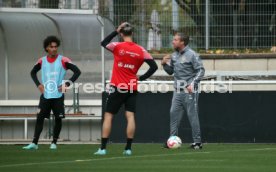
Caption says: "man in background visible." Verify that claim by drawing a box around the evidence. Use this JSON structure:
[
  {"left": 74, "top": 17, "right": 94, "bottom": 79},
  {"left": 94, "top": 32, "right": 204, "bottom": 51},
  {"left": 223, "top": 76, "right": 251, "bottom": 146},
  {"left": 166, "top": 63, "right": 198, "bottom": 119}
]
[{"left": 162, "top": 33, "right": 205, "bottom": 149}]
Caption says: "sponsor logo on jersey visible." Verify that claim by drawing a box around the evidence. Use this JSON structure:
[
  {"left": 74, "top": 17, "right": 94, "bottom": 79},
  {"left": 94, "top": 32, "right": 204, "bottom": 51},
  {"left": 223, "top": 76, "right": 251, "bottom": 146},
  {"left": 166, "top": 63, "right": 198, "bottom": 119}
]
[
  {"left": 126, "top": 51, "right": 140, "bottom": 57},
  {"left": 118, "top": 62, "right": 124, "bottom": 67},
  {"left": 118, "top": 62, "right": 135, "bottom": 69},
  {"left": 124, "top": 64, "right": 135, "bottom": 69},
  {"left": 119, "top": 49, "right": 125, "bottom": 56},
  {"left": 118, "top": 49, "right": 140, "bottom": 57}
]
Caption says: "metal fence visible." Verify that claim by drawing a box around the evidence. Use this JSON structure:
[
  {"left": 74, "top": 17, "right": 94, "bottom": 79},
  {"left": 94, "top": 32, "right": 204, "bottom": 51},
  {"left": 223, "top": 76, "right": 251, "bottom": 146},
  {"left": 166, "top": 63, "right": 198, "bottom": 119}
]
[
  {"left": 0, "top": 0, "right": 98, "bottom": 9},
  {"left": 99, "top": 0, "right": 276, "bottom": 50},
  {"left": 1, "top": 0, "right": 276, "bottom": 50}
]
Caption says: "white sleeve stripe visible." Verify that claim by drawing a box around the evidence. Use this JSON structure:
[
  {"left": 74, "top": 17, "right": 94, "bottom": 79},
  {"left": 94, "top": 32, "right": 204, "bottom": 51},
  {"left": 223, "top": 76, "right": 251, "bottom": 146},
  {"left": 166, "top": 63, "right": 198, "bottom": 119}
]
[{"left": 192, "top": 68, "right": 204, "bottom": 83}]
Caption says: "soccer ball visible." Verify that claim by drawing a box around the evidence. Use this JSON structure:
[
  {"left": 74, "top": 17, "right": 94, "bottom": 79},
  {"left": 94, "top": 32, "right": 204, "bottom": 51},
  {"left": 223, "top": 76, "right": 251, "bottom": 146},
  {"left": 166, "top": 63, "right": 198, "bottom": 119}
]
[{"left": 167, "top": 136, "right": 182, "bottom": 149}]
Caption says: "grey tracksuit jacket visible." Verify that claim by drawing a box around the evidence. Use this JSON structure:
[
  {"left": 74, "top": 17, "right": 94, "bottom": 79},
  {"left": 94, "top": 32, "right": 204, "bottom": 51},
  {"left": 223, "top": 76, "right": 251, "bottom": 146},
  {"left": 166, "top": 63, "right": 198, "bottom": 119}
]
[
  {"left": 162, "top": 45, "right": 205, "bottom": 143},
  {"left": 163, "top": 45, "right": 205, "bottom": 89}
]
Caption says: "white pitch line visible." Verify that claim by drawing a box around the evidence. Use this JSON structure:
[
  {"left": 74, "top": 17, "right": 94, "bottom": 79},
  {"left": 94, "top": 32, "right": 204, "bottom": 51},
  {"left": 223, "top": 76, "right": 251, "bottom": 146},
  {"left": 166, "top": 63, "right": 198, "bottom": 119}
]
[
  {"left": 180, "top": 159, "right": 225, "bottom": 162},
  {"left": 0, "top": 147, "right": 276, "bottom": 168},
  {"left": 138, "top": 159, "right": 226, "bottom": 162},
  {"left": 0, "top": 152, "right": 209, "bottom": 168}
]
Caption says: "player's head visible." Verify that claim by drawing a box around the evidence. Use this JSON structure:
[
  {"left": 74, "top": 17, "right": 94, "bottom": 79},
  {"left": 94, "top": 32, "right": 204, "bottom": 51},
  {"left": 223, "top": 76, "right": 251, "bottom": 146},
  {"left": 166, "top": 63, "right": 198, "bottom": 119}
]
[
  {"left": 43, "top": 36, "right": 60, "bottom": 55},
  {"left": 119, "top": 22, "right": 133, "bottom": 37},
  {"left": 172, "top": 32, "right": 189, "bottom": 51}
]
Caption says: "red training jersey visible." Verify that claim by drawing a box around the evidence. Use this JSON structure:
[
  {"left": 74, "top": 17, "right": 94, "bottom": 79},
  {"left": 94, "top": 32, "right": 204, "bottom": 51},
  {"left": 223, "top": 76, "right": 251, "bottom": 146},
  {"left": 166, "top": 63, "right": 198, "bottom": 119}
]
[
  {"left": 36, "top": 54, "right": 72, "bottom": 70},
  {"left": 106, "top": 42, "right": 153, "bottom": 90}
]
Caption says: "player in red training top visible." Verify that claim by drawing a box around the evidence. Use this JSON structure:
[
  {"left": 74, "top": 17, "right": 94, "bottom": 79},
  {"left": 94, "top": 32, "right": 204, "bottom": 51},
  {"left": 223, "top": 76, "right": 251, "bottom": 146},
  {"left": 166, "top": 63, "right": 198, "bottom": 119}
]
[{"left": 94, "top": 22, "right": 158, "bottom": 155}]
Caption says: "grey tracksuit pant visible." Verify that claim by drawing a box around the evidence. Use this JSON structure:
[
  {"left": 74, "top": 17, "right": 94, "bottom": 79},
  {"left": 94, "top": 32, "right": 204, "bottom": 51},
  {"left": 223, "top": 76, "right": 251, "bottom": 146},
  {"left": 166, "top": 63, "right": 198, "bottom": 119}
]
[{"left": 170, "top": 91, "right": 202, "bottom": 143}]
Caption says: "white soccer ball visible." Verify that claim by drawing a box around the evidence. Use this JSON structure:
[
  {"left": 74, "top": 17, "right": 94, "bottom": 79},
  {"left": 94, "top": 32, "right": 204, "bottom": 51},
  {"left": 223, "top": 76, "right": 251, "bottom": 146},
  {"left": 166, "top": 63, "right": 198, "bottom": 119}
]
[{"left": 167, "top": 136, "right": 182, "bottom": 149}]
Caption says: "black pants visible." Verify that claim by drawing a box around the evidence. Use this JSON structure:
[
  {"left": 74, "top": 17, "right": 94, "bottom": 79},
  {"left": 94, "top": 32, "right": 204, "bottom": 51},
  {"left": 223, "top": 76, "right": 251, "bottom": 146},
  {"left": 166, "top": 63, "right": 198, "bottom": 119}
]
[{"left": 32, "top": 94, "right": 65, "bottom": 144}]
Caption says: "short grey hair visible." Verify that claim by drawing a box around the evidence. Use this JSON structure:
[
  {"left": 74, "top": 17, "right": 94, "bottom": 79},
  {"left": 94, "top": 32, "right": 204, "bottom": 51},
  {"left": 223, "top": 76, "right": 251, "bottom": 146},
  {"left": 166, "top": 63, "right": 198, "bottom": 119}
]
[{"left": 175, "top": 32, "right": 189, "bottom": 46}]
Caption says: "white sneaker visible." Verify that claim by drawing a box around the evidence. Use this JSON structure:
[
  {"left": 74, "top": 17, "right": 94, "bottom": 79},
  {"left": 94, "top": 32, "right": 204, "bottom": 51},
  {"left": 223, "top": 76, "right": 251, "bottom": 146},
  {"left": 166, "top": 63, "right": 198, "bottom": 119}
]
[
  {"left": 50, "top": 143, "right": 57, "bottom": 150},
  {"left": 22, "top": 143, "right": 38, "bottom": 150}
]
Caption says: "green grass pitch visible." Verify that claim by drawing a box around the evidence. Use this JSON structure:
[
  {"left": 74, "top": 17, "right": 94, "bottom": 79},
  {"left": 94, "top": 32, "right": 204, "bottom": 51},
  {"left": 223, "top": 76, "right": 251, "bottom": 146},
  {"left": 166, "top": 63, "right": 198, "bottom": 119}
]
[{"left": 0, "top": 143, "right": 276, "bottom": 172}]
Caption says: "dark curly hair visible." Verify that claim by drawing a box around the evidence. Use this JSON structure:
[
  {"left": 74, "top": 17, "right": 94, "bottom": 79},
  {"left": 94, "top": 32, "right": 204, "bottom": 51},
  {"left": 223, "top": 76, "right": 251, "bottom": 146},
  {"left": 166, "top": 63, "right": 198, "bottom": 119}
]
[{"left": 43, "top": 36, "right": 60, "bottom": 52}]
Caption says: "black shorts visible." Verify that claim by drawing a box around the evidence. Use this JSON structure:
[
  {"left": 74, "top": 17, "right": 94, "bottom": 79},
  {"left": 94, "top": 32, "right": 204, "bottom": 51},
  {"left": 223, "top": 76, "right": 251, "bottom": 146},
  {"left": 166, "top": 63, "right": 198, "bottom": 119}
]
[
  {"left": 38, "top": 94, "right": 65, "bottom": 119},
  {"left": 105, "top": 87, "right": 137, "bottom": 114}
]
